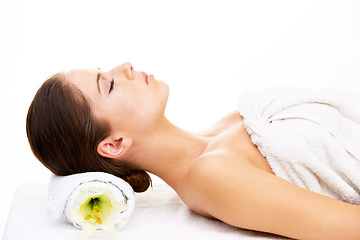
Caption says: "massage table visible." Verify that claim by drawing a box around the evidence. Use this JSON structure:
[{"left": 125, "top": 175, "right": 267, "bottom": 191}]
[{"left": 3, "top": 177, "right": 286, "bottom": 240}]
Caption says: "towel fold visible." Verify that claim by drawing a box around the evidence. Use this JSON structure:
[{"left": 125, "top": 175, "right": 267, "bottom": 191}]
[
  {"left": 239, "top": 87, "right": 360, "bottom": 204},
  {"left": 48, "top": 172, "right": 135, "bottom": 230}
]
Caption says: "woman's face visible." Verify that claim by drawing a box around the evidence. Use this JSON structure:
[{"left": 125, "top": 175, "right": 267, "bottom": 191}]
[{"left": 64, "top": 62, "right": 169, "bottom": 137}]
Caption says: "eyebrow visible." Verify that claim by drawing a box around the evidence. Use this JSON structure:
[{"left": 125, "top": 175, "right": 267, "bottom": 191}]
[{"left": 96, "top": 72, "right": 101, "bottom": 93}]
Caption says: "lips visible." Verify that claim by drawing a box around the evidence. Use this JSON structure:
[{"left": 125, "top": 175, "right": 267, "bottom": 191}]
[
  {"left": 147, "top": 74, "right": 154, "bottom": 84},
  {"left": 141, "top": 71, "right": 154, "bottom": 85}
]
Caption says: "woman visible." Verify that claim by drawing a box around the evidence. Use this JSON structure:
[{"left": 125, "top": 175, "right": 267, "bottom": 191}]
[{"left": 26, "top": 62, "right": 360, "bottom": 239}]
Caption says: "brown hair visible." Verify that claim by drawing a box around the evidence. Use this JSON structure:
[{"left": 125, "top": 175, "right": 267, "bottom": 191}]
[{"left": 26, "top": 73, "right": 151, "bottom": 192}]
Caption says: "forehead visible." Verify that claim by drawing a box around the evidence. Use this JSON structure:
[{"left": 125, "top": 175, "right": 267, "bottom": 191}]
[
  {"left": 64, "top": 69, "right": 98, "bottom": 97},
  {"left": 64, "top": 69, "right": 97, "bottom": 86}
]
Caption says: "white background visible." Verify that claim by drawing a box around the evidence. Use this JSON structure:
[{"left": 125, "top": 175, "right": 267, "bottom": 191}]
[{"left": 1, "top": 0, "right": 359, "bottom": 236}]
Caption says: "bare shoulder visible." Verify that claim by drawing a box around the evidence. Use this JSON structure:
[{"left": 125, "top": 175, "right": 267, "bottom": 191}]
[
  {"left": 184, "top": 151, "right": 251, "bottom": 186},
  {"left": 181, "top": 151, "right": 256, "bottom": 217},
  {"left": 181, "top": 152, "right": 360, "bottom": 239}
]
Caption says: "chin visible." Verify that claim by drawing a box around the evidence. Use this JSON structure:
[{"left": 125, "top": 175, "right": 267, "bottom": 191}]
[
  {"left": 160, "top": 84, "right": 170, "bottom": 111},
  {"left": 159, "top": 80, "right": 170, "bottom": 98}
]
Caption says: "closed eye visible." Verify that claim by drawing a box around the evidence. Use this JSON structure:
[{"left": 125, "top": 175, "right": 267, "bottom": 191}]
[{"left": 109, "top": 79, "right": 114, "bottom": 93}]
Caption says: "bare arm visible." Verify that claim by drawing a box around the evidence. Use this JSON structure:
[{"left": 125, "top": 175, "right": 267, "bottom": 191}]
[{"left": 184, "top": 157, "right": 360, "bottom": 239}]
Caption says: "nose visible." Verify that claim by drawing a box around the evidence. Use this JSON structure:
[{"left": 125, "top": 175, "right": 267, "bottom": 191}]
[{"left": 111, "top": 62, "right": 134, "bottom": 79}]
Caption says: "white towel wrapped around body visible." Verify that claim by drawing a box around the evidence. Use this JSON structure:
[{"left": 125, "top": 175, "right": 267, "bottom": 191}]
[
  {"left": 48, "top": 172, "right": 135, "bottom": 230},
  {"left": 239, "top": 87, "right": 360, "bottom": 204}
]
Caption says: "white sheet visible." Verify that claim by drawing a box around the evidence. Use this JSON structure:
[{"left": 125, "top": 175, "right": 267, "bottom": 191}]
[{"left": 3, "top": 178, "right": 287, "bottom": 240}]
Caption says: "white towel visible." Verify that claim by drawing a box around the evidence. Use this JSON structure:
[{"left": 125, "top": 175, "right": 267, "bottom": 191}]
[
  {"left": 239, "top": 87, "right": 360, "bottom": 204},
  {"left": 48, "top": 172, "right": 135, "bottom": 230}
]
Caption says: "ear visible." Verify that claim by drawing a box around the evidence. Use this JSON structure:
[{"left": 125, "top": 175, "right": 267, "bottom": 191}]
[{"left": 97, "top": 136, "right": 133, "bottom": 159}]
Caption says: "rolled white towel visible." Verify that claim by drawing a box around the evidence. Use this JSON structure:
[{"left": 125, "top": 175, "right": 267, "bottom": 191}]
[{"left": 48, "top": 172, "right": 135, "bottom": 236}]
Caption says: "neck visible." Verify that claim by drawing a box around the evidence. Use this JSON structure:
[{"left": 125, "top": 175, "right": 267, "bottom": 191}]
[{"left": 126, "top": 117, "right": 209, "bottom": 189}]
